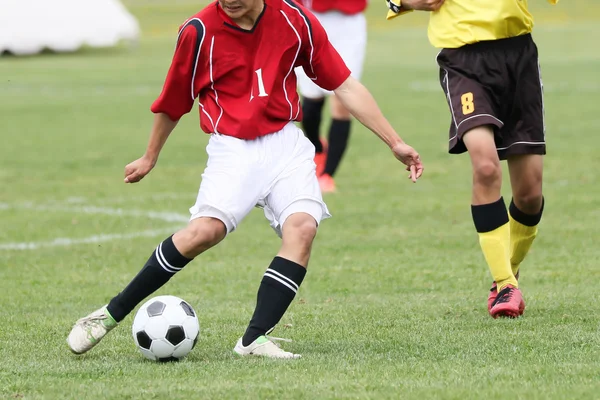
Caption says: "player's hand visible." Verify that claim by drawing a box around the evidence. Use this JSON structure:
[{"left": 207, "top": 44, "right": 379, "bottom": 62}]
[
  {"left": 397, "top": 0, "right": 445, "bottom": 11},
  {"left": 391, "top": 142, "right": 424, "bottom": 183},
  {"left": 124, "top": 156, "right": 155, "bottom": 184}
]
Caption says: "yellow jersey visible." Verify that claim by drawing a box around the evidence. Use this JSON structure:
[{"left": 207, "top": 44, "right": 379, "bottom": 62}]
[{"left": 387, "top": 0, "right": 559, "bottom": 49}]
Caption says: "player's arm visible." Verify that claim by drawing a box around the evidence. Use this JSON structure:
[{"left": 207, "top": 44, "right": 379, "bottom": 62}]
[
  {"left": 301, "top": 11, "right": 423, "bottom": 181},
  {"left": 333, "top": 77, "right": 423, "bottom": 182},
  {"left": 125, "top": 20, "right": 205, "bottom": 184},
  {"left": 124, "top": 114, "right": 179, "bottom": 183}
]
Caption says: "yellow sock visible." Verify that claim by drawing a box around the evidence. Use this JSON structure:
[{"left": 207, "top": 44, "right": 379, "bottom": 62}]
[
  {"left": 478, "top": 222, "right": 517, "bottom": 291},
  {"left": 508, "top": 197, "right": 544, "bottom": 276},
  {"left": 509, "top": 215, "right": 539, "bottom": 276}
]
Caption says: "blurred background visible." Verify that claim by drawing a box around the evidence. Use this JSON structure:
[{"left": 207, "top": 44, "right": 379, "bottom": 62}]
[{"left": 1, "top": 1, "right": 600, "bottom": 399}]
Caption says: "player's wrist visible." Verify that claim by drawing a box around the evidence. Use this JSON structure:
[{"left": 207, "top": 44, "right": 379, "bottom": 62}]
[{"left": 142, "top": 152, "right": 158, "bottom": 166}]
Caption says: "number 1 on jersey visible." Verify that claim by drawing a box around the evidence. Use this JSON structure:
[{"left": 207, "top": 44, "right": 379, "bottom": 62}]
[{"left": 255, "top": 68, "right": 268, "bottom": 97}]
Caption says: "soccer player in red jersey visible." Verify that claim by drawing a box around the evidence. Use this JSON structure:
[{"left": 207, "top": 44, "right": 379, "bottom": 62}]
[
  {"left": 296, "top": 0, "right": 368, "bottom": 193},
  {"left": 67, "top": 0, "right": 423, "bottom": 359}
]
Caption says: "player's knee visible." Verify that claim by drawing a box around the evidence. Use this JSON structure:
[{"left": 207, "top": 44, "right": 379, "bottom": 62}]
[
  {"left": 474, "top": 160, "right": 501, "bottom": 187},
  {"left": 183, "top": 217, "right": 226, "bottom": 253},
  {"left": 512, "top": 189, "right": 543, "bottom": 214},
  {"left": 283, "top": 214, "right": 318, "bottom": 247}
]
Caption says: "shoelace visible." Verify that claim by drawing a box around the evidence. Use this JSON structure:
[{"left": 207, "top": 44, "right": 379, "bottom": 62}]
[
  {"left": 76, "top": 313, "right": 107, "bottom": 328},
  {"left": 494, "top": 287, "right": 515, "bottom": 305},
  {"left": 264, "top": 335, "right": 292, "bottom": 348}
]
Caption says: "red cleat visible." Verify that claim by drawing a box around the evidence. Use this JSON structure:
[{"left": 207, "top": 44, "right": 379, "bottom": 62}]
[
  {"left": 490, "top": 284, "right": 524, "bottom": 319},
  {"left": 488, "top": 272, "right": 522, "bottom": 316},
  {"left": 318, "top": 173, "right": 336, "bottom": 193},
  {"left": 314, "top": 138, "right": 328, "bottom": 177},
  {"left": 314, "top": 151, "right": 327, "bottom": 177}
]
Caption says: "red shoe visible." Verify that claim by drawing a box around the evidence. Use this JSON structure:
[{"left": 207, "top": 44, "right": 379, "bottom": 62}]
[
  {"left": 314, "top": 151, "right": 327, "bottom": 176},
  {"left": 488, "top": 272, "right": 522, "bottom": 316},
  {"left": 318, "top": 173, "right": 336, "bottom": 193},
  {"left": 490, "top": 284, "right": 524, "bottom": 319},
  {"left": 314, "top": 138, "right": 328, "bottom": 176}
]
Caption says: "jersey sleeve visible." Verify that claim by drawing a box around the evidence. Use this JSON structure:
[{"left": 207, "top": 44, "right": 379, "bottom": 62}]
[
  {"left": 299, "top": 10, "right": 351, "bottom": 91},
  {"left": 151, "top": 19, "right": 206, "bottom": 121}
]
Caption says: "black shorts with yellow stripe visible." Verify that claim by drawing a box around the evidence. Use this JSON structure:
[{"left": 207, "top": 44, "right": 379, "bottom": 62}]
[{"left": 436, "top": 33, "right": 546, "bottom": 160}]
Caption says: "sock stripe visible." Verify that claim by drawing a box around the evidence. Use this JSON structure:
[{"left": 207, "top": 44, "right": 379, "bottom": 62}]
[
  {"left": 155, "top": 243, "right": 180, "bottom": 274},
  {"left": 264, "top": 272, "right": 298, "bottom": 294},
  {"left": 265, "top": 268, "right": 299, "bottom": 290}
]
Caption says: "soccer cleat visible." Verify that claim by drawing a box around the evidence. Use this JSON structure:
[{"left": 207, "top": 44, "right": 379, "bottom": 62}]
[
  {"left": 67, "top": 305, "right": 118, "bottom": 354},
  {"left": 234, "top": 335, "right": 301, "bottom": 359},
  {"left": 488, "top": 272, "right": 523, "bottom": 315},
  {"left": 490, "top": 284, "right": 524, "bottom": 319},
  {"left": 314, "top": 138, "right": 328, "bottom": 176},
  {"left": 314, "top": 151, "right": 327, "bottom": 177},
  {"left": 318, "top": 173, "right": 336, "bottom": 193}
]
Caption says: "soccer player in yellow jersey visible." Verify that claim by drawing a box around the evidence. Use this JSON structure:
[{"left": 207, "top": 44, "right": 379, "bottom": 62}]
[{"left": 387, "top": 0, "right": 559, "bottom": 318}]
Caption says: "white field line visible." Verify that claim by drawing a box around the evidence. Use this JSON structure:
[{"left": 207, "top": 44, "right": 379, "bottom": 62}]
[
  {"left": 0, "top": 201, "right": 189, "bottom": 251},
  {"left": 0, "top": 226, "right": 181, "bottom": 250},
  {"left": 0, "top": 202, "right": 189, "bottom": 223}
]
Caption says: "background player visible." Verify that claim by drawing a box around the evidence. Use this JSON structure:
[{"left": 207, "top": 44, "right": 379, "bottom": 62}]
[
  {"left": 387, "top": 0, "right": 557, "bottom": 318},
  {"left": 295, "top": 0, "right": 368, "bottom": 193},
  {"left": 66, "top": 0, "right": 424, "bottom": 359}
]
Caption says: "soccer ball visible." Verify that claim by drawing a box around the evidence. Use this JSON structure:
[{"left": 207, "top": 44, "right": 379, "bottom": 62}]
[{"left": 132, "top": 295, "right": 199, "bottom": 362}]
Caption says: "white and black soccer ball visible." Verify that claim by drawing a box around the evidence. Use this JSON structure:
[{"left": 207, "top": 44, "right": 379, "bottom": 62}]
[{"left": 132, "top": 295, "right": 199, "bottom": 362}]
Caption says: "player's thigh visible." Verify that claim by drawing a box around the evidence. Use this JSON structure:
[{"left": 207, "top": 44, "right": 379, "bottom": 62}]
[
  {"left": 437, "top": 49, "right": 503, "bottom": 154},
  {"left": 189, "top": 135, "right": 264, "bottom": 234},
  {"left": 462, "top": 125, "right": 502, "bottom": 176},
  {"left": 499, "top": 38, "right": 546, "bottom": 160},
  {"left": 262, "top": 135, "right": 331, "bottom": 237},
  {"left": 295, "top": 66, "right": 327, "bottom": 99}
]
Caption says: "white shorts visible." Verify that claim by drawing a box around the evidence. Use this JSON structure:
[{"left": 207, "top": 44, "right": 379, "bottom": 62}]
[
  {"left": 296, "top": 11, "right": 367, "bottom": 98},
  {"left": 189, "top": 123, "right": 331, "bottom": 237}
]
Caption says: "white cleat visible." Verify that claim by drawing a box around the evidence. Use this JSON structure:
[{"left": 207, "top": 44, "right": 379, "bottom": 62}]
[
  {"left": 234, "top": 335, "right": 301, "bottom": 359},
  {"left": 67, "top": 305, "right": 118, "bottom": 354}
]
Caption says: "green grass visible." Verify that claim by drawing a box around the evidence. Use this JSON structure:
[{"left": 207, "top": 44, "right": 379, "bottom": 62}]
[{"left": 1, "top": 1, "right": 600, "bottom": 399}]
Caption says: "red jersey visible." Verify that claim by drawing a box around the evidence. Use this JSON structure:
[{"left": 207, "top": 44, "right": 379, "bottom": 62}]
[
  {"left": 151, "top": 0, "right": 351, "bottom": 140},
  {"left": 300, "top": 0, "right": 367, "bottom": 15}
]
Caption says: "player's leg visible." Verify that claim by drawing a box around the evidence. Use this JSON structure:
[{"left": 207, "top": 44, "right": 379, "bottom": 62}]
[
  {"left": 503, "top": 35, "right": 547, "bottom": 279},
  {"left": 320, "top": 12, "right": 367, "bottom": 192},
  {"left": 67, "top": 134, "right": 265, "bottom": 354},
  {"left": 235, "top": 212, "right": 317, "bottom": 359},
  {"left": 296, "top": 67, "right": 328, "bottom": 176},
  {"left": 319, "top": 96, "right": 349, "bottom": 193},
  {"left": 66, "top": 218, "right": 227, "bottom": 355},
  {"left": 437, "top": 48, "right": 521, "bottom": 318},
  {"left": 462, "top": 127, "right": 517, "bottom": 294},
  {"left": 507, "top": 155, "right": 544, "bottom": 277},
  {"left": 235, "top": 125, "right": 329, "bottom": 358}
]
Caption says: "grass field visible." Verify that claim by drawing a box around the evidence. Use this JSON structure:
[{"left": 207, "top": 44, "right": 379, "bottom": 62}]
[{"left": 1, "top": 1, "right": 600, "bottom": 399}]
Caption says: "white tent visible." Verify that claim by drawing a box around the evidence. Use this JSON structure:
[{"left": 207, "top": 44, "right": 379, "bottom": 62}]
[{"left": 0, "top": 0, "right": 140, "bottom": 56}]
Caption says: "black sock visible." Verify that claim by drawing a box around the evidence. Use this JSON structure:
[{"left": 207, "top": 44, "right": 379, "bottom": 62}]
[
  {"left": 324, "top": 119, "right": 351, "bottom": 177},
  {"left": 509, "top": 196, "right": 545, "bottom": 226},
  {"left": 301, "top": 97, "right": 325, "bottom": 153},
  {"left": 471, "top": 197, "right": 509, "bottom": 233},
  {"left": 242, "top": 257, "right": 306, "bottom": 346},
  {"left": 106, "top": 235, "right": 192, "bottom": 322}
]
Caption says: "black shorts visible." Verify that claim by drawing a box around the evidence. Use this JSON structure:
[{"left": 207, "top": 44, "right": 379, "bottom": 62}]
[{"left": 436, "top": 34, "right": 546, "bottom": 160}]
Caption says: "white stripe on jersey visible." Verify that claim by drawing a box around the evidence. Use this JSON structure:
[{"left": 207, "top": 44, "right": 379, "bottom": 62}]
[
  {"left": 280, "top": 9, "right": 303, "bottom": 120},
  {"left": 282, "top": 0, "right": 316, "bottom": 79},
  {"left": 177, "top": 18, "right": 206, "bottom": 102},
  {"left": 208, "top": 36, "right": 224, "bottom": 134}
]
